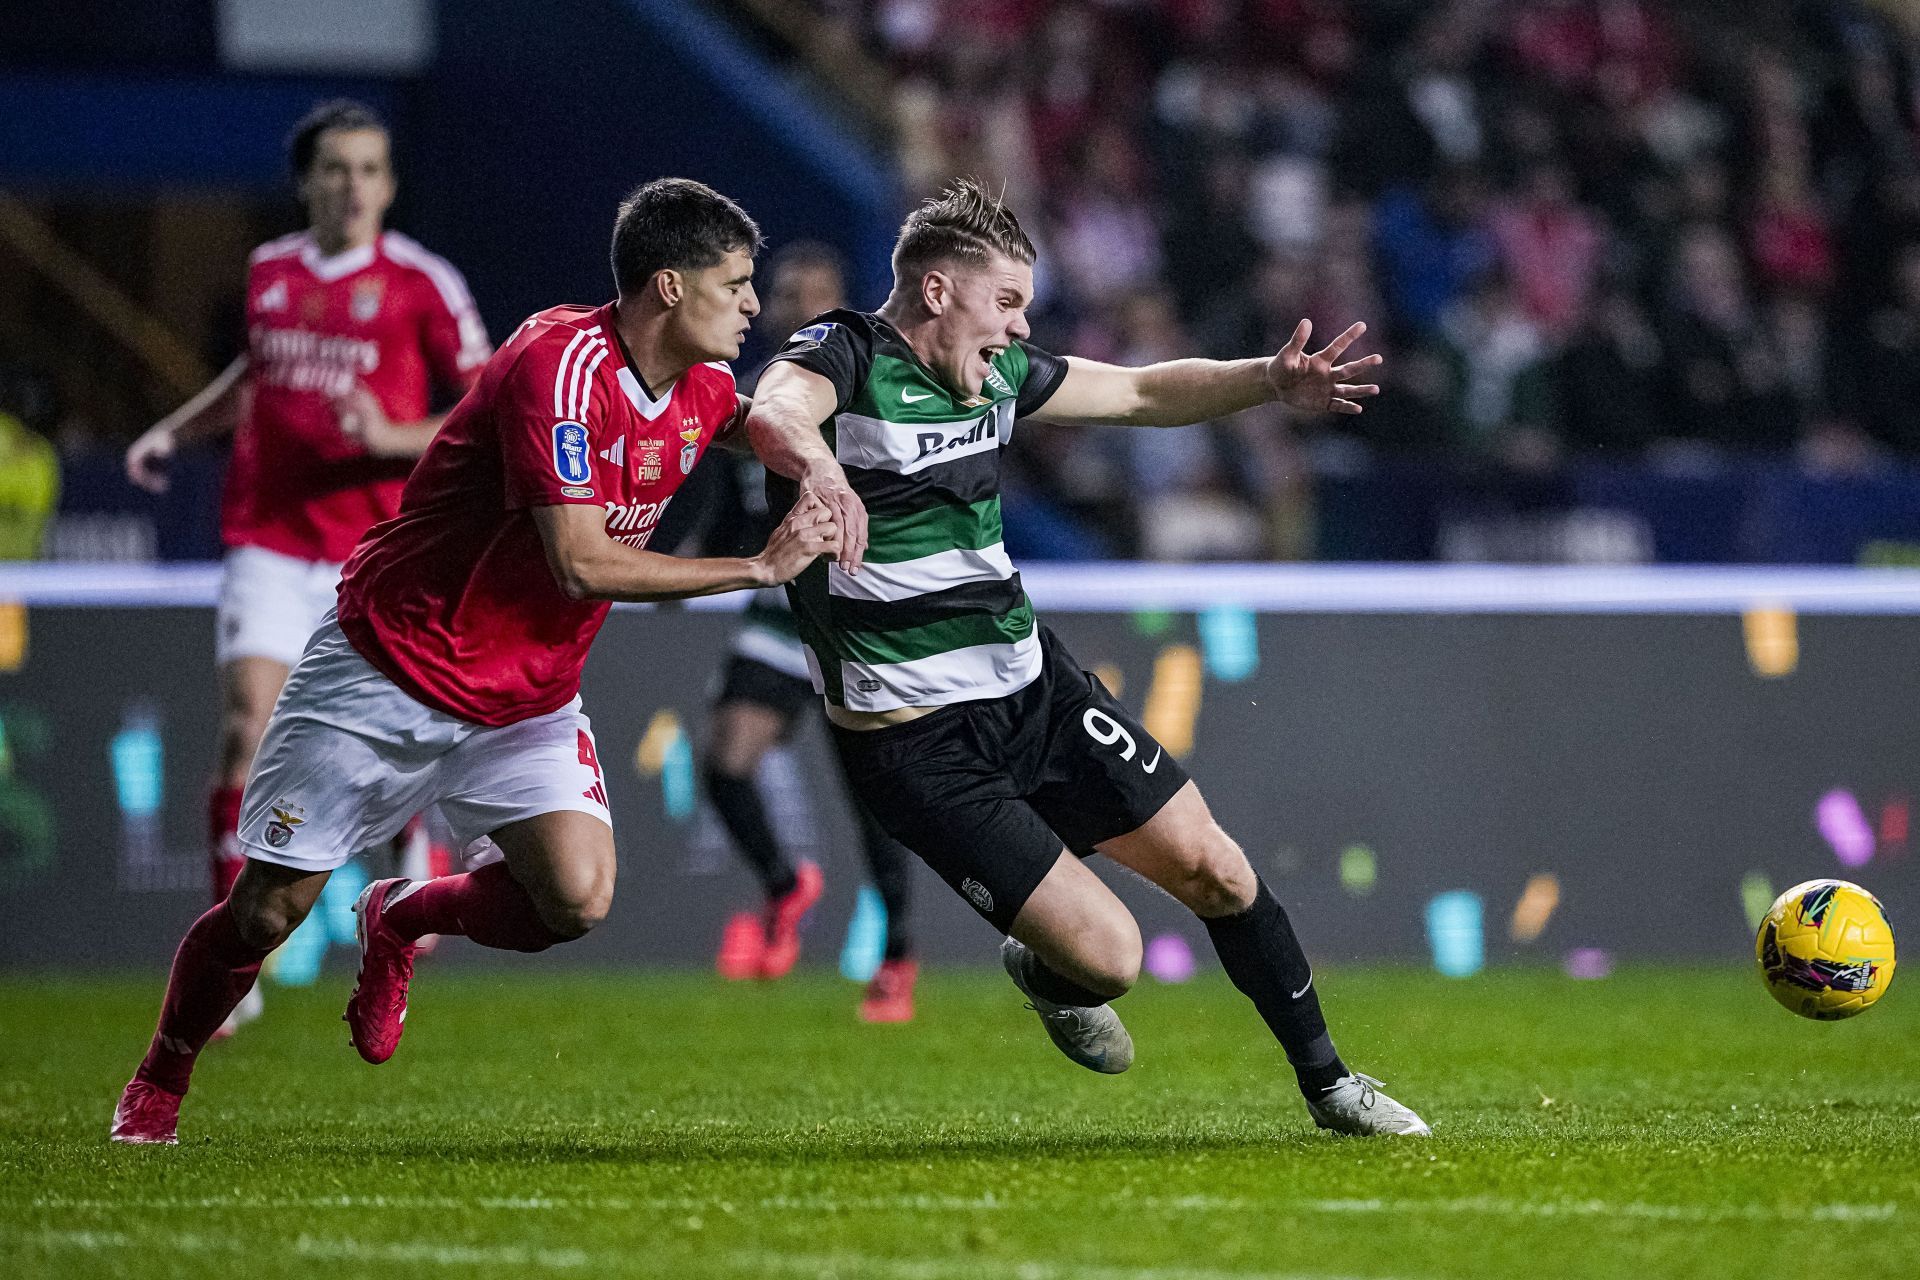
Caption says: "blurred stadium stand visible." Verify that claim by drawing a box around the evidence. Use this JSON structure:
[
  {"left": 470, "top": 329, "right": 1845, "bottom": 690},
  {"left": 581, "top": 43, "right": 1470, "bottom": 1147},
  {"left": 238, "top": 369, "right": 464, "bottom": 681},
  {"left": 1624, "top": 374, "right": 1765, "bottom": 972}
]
[{"left": 10, "top": 0, "right": 1920, "bottom": 564}]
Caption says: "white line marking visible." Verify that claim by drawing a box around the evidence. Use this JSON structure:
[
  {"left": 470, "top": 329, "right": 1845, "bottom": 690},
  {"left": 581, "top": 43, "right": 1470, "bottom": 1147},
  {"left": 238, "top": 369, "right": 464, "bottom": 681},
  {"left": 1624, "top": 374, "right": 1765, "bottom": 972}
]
[
  {"left": 3, "top": 1227, "right": 589, "bottom": 1269},
  {"left": 24, "top": 1191, "right": 1894, "bottom": 1224},
  {"left": 1308, "top": 1197, "right": 1898, "bottom": 1223},
  {"left": 732, "top": 1252, "right": 1417, "bottom": 1280}
]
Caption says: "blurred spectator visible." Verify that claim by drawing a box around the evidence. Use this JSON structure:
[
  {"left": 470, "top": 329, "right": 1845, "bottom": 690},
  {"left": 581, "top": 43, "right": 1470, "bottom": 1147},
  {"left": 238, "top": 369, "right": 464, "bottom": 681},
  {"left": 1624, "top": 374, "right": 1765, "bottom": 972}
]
[
  {"left": 0, "top": 369, "right": 59, "bottom": 559},
  {"left": 1051, "top": 126, "right": 1163, "bottom": 307},
  {"left": 1434, "top": 268, "right": 1556, "bottom": 458},
  {"left": 1555, "top": 286, "right": 1662, "bottom": 453},
  {"left": 1658, "top": 225, "right": 1797, "bottom": 450},
  {"left": 1489, "top": 162, "right": 1604, "bottom": 339},
  {"left": 1373, "top": 165, "right": 1496, "bottom": 338},
  {"left": 790, "top": 0, "right": 1920, "bottom": 551},
  {"left": 1849, "top": 241, "right": 1920, "bottom": 452}
]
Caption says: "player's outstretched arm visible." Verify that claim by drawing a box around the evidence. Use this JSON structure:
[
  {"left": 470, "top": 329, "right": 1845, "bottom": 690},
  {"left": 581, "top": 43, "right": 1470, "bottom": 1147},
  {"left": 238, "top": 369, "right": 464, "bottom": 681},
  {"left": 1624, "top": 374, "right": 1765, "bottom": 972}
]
[
  {"left": 744, "top": 362, "right": 867, "bottom": 574},
  {"left": 333, "top": 382, "right": 452, "bottom": 459},
  {"left": 125, "top": 356, "right": 249, "bottom": 493},
  {"left": 1030, "top": 320, "right": 1382, "bottom": 428},
  {"left": 532, "top": 497, "right": 838, "bottom": 604}
]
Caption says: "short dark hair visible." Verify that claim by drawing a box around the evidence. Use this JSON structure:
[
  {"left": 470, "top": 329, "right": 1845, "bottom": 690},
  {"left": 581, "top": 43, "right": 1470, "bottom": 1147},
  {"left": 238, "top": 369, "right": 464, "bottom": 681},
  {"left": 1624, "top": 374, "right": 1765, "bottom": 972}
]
[
  {"left": 287, "top": 99, "right": 388, "bottom": 180},
  {"left": 610, "top": 178, "right": 765, "bottom": 297},
  {"left": 892, "top": 177, "right": 1036, "bottom": 283}
]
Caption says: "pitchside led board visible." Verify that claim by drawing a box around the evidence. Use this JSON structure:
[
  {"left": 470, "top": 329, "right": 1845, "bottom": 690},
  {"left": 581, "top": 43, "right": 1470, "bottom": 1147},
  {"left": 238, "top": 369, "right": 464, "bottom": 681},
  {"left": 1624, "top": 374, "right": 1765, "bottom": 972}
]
[{"left": 0, "top": 564, "right": 1915, "bottom": 981}]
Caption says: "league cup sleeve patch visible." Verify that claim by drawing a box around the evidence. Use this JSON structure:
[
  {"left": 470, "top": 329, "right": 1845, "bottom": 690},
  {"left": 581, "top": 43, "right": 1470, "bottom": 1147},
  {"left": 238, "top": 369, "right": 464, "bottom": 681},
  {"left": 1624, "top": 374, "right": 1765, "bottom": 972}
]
[
  {"left": 789, "top": 322, "right": 837, "bottom": 346},
  {"left": 552, "top": 421, "right": 593, "bottom": 485}
]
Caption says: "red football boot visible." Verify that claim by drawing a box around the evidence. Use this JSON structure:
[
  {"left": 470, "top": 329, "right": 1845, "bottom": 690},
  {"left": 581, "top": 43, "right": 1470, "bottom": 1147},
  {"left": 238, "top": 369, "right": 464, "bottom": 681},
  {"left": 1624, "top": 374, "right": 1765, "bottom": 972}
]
[
  {"left": 110, "top": 1078, "right": 182, "bottom": 1145},
  {"left": 859, "top": 957, "right": 918, "bottom": 1024},
  {"left": 716, "top": 911, "right": 765, "bottom": 980},
  {"left": 344, "top": 878, "right": 421, "bottom": 1065},
  {"left": 757, "top": 860, "right": 823, "bottom": 979}
]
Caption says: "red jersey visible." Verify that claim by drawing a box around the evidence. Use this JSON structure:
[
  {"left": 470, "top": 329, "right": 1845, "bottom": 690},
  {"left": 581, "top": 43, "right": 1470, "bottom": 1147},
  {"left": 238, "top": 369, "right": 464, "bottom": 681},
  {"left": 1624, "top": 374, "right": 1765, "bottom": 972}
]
[
  {"left": 223, "top": 230, "right": 491, "bottom": 563},
  {"left": 337, "top": 302, "right": 739, "bottom": 726}
]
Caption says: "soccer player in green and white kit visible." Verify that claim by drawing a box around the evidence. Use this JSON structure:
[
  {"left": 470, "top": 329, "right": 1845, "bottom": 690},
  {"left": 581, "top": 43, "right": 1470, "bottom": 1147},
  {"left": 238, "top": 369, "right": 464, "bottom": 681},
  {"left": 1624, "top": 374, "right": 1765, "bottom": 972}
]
[{"left": 746, "top": 179, "right": 1429, "bottom": 1136}]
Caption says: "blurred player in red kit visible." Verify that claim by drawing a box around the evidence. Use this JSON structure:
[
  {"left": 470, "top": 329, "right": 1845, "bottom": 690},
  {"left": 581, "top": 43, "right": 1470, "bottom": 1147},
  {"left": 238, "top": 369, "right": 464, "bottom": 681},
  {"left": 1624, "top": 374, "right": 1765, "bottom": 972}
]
[
  {"left": 124, "top": 100, "right": 489, "bottom": 1033},
  {"left": 111, "top": 177, "right": 863, "bottom": 1144}
]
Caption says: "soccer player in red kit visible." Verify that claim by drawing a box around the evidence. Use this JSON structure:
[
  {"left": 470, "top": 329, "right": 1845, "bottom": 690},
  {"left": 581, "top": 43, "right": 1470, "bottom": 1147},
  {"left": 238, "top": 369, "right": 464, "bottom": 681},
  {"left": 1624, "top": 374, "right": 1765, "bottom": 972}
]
[
  {"left": 110, "top": 178, "right": 862, "bottom": 1144},
  {"left": 124, "top": 100, "right": 489, "bottom": 1033}
]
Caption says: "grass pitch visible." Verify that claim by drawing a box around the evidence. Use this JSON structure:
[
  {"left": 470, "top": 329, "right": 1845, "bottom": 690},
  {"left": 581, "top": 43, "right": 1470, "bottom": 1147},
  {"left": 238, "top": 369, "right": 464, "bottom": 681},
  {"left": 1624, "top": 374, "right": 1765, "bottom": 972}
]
[{"left": 1, "top": 964, "right": 1915, "bottom": 1280}]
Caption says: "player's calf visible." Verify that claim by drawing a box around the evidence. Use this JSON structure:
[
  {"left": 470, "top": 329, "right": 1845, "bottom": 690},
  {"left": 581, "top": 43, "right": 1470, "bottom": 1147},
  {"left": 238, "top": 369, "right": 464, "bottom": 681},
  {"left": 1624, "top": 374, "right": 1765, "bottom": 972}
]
[
  {"left": 112, "top": 862, "right": 327, "bottom": 1143},
  {"left": 345, "top": 815, "right": 613, "bottom": 1065},
  {"left": 1007, "top": 850, "right": 1142, "bottom": 999}
]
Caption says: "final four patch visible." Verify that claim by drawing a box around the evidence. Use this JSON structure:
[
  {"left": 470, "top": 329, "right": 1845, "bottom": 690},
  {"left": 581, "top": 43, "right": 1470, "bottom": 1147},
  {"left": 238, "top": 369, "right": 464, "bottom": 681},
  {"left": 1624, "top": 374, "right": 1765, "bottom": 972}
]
[{"left": 552, "top": 421, "right": 592, "bottom": 484}]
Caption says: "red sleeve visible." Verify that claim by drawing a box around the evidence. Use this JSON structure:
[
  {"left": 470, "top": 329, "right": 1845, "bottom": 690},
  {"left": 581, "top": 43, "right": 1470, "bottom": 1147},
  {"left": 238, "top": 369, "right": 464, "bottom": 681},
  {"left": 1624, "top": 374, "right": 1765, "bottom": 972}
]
[
  {"left": 497, "top": 330, "right": 611, "bottom": 510},
  {"left": 411, "top": 261, "right": 491, "bottom": 393}
]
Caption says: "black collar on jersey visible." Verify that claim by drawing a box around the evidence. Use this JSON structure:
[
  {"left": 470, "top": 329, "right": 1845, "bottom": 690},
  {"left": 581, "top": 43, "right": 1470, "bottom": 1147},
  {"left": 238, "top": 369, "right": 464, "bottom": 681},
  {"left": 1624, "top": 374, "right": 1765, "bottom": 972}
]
[{"left": 608, "top": 322, "right": 660, "bottom": 402}]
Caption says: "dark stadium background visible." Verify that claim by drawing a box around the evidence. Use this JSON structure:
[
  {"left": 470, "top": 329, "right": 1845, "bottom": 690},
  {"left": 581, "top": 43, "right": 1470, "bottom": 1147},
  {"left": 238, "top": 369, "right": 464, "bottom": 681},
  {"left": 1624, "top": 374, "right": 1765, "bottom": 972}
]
[{"left": 2, "top": 0, "right": 1918, "bottom": 975}]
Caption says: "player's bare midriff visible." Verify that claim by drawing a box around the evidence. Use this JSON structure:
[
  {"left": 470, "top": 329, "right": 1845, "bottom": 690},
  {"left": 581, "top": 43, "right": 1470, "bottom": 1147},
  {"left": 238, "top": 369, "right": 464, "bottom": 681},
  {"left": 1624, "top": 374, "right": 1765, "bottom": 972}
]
[{"left": 824, "top": 703, "right": 938, "bottom": 731}]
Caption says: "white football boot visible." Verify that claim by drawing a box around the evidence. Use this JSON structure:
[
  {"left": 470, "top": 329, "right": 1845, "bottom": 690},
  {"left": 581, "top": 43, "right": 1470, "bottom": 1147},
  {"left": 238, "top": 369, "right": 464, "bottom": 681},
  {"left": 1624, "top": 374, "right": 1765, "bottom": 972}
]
[
  {"left": 1306, "top": 1072, "right": 1432, "bottom": 1136},
  {"left": 1000, "top": 937, "right": 1134, "bottom": 1074}
]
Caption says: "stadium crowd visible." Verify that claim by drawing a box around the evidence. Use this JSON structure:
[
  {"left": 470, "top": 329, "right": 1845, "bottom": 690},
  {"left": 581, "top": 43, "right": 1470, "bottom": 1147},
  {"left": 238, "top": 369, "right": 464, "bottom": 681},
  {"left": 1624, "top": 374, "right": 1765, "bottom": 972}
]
[{"left": 797, "top": 0, "right": 1920, "bottom": 557}]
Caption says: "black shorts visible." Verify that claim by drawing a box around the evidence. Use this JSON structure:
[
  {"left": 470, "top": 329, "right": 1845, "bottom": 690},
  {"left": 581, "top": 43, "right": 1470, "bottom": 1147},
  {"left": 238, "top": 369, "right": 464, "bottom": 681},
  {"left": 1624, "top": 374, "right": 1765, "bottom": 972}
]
[
  {"left": 831, "top": 626, "right": 1190, "bottom": 932},
  {"left": 715, "top": 654, "right": 818, "bottom": 722}
]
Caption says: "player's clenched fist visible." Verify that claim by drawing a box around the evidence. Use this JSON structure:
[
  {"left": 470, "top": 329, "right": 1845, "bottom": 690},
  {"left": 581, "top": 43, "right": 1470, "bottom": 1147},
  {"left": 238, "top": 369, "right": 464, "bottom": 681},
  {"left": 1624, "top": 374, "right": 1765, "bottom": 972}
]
[
  {"left": 125, "top": 426, "right": 177, "bottom": 494},
  {"left": 752, "top": 495, "right": 841, "bottom": 585}
]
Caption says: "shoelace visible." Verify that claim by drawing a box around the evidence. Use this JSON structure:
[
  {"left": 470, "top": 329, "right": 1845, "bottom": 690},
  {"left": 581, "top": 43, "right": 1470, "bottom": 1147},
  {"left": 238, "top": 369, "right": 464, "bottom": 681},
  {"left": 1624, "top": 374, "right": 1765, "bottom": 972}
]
[
  {"left": 1025, "top": 1002, "right": 1094, "bottom": 1035},
  {"left": 1322, "top": 1073, "right": 1386, "bottom": 1111}
]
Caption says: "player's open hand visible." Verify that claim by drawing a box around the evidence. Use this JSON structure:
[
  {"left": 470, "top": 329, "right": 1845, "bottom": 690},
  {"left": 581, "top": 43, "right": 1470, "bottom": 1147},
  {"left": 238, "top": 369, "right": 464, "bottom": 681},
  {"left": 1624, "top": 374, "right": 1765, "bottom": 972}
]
[
  {"left": 797, "top": 460, "right": 867, "bottom": 575},
  {"left": 125, "top": 425, "right": 176, "bottom": 494},
  {"left": 1266, "top": 320, "right": 1382, "bottom": 415},
  {"left": 754, "top": 495, "right": 841, "bottom": 586},
  {"left": 334, "top": 383, "right": 398, "bottom": 456}
]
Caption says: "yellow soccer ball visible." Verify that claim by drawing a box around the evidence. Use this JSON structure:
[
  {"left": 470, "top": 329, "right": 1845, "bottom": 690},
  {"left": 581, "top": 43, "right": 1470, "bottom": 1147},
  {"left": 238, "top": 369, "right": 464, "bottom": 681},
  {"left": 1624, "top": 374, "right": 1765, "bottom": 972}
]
[{"left": 1755, "top": 879, "right": 1896, "bottom": 1020}]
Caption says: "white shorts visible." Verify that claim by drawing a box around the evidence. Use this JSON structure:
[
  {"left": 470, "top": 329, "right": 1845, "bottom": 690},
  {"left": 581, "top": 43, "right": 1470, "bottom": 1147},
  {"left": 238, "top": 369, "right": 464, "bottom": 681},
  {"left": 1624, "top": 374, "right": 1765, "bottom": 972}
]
[
  {"left": 237, "top": 617, "right": 613, "bottom": 873},
  {"left": 216, "top": 546, "right": 345, "bottom": 668}
]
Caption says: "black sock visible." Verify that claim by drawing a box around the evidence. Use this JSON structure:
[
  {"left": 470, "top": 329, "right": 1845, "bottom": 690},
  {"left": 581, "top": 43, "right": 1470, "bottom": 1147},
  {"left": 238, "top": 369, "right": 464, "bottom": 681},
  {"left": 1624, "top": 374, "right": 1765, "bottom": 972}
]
[
  {"left": 853, "top": 796, "right": 914, "bottom": 961},
  {"left": 1017, "top": 947, "right": 1118, "bottom": 1007},
  {"left": 703, "top": 764, "right": 797, "bottom": 899},
  {"left": 1203, "top": 877, "right": 1348, "bottom": 1097}
]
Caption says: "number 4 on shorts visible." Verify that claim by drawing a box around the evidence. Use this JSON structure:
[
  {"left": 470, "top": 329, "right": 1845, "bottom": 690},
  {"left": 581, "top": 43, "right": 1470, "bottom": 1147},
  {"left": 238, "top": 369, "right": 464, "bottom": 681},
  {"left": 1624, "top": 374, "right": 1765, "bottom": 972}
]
[{"left": 578, "top": 730, "right": 608, "bottom": 806}]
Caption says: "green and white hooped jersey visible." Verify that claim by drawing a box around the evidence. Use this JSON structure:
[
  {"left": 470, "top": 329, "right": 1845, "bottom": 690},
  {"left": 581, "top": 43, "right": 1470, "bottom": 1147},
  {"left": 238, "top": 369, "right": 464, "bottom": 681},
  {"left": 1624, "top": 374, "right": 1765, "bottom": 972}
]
[{"left": 766, "top": 309, "right": 1068, "bottom": 711}]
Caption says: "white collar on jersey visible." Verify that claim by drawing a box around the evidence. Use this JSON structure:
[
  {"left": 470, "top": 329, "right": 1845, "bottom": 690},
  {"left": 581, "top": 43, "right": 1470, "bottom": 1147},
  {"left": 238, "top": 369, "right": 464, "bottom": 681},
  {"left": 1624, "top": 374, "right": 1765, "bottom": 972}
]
[
  {"left": 300, "top": 236, "right": 379, "bottom": 282},
  {"left": 616, "top": 365, "right": 675, "bottom": 420}
]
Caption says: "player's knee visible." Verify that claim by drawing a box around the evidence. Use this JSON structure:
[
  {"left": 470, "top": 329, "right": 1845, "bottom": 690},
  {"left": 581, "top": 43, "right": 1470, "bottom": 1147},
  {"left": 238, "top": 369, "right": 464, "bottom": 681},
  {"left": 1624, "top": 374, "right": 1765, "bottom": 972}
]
[
  {"left": 536, "top": 871, "right": 614, "bottom": 940},
  {"left": 228, "top": 887, "right": 310, "bottom": 950},
  {"left": 1172, "top": 832, "right": 1257, "bottom": 918}
]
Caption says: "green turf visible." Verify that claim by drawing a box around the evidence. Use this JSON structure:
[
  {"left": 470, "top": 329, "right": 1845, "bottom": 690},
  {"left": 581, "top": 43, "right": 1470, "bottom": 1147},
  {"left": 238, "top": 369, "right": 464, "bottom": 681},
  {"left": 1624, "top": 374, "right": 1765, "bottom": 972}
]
[{"left": 1, "top": 965, "right": 1915, "bottom": 1280}]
